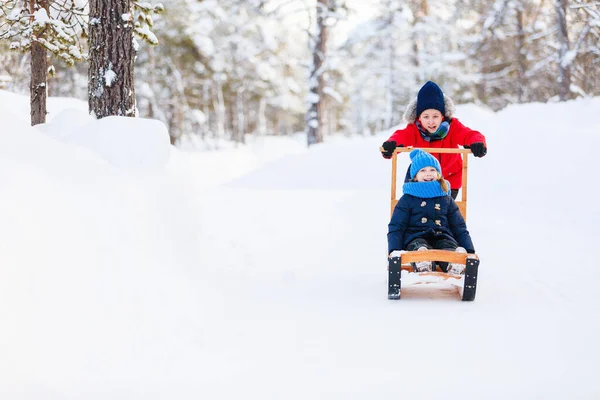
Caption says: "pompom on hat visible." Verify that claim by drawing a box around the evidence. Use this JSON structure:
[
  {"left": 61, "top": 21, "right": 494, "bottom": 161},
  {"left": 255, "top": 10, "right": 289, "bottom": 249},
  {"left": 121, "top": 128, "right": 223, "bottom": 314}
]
[
  {"left": 409, "top": 149, "right": 442, "bottom": 179},
  {"left": 416, "top": 81, "right": 445, "bottom": 118}
]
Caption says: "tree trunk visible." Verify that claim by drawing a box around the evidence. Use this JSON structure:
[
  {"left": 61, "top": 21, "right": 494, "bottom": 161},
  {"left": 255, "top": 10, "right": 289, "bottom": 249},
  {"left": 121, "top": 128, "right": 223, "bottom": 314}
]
[
  {"left": 515, "top": 4, "right": 527, "bottom": 103},
  {"left": 555, "top": 0, "right": 572, "bottom": 101},
  {"left": 202, "top": 81, "right": 210, "bottom": 140},
  {"left": 30, "top": 41, "right": 47, "bottom": 126},
  {"left": 411, "top": 0, "right": 428, "bottom": 83},
  {"left": 166, "top": 59, "right": 188, "bottom": 144},
  {"left": 306, "top": 0, "right": 328, "bottom": 146},
  {"left": 258, "top": 97, "right": 267, "bottom": 136},
  {"left": 386, "top": 38, "right": 395, "bottom": 129},
  {"left": 88, "top": 0, "right": 136, "bottom": 118},
  {"left": 30, "top": 0, "right": 49, "bottom": 126},
  {"left": 213, "top": 77, "right": 226, "bottom": 146},
  {"left": 235, "top": 86, "right": 245, "bottom": 144}
]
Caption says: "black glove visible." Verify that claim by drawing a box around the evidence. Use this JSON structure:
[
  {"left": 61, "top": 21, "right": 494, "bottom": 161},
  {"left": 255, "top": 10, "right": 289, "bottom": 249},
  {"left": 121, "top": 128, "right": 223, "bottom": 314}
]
[
  {"left": 467, "top": 142, "right": 487, "bottom": 157},
  {"left": 381, "top": 141, "right": 403, "bottom": 159}
]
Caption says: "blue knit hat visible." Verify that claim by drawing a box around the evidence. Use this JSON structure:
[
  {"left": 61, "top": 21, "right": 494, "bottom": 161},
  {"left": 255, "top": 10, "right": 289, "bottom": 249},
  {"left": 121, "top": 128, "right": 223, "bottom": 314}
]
[
  {"left": 409, "top": 149, "right": 441, "bottom": 179},
  {"left": 416, "top": 81, "right": 445, "bottom": 118}
]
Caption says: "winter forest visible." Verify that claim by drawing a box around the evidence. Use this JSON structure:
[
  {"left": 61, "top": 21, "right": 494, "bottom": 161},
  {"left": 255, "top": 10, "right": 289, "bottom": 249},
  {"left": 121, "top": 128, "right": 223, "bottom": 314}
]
[
  {"left": 2, "top": 1, "right": 600, "bottom": 397},
  {"left": 0, "top": 0, "right": 598, "bottom": 146}
]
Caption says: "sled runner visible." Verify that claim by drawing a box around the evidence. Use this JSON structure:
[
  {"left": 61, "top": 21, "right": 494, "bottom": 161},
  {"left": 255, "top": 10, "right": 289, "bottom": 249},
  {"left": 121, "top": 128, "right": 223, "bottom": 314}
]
[{"left": 384, "top": 147, "right": 480, "bottom": 301}]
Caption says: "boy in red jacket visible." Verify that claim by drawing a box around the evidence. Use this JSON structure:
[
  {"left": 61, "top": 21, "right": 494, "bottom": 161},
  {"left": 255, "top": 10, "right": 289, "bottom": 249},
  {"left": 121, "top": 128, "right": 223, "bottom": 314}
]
[{"left": 380, "top": 81, "right": 487, "bottom": 199}]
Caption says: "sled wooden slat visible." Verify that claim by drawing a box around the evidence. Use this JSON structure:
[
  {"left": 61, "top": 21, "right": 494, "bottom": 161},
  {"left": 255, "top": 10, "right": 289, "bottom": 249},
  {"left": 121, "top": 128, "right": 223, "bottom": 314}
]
[
  {"left": 402, "top": 270, "right": 464, "bottom": 281},
  {"left": 394, "top": 148, "right": 473, "bottom": 154},
  {"left": 395, "top": 249, "right": 478, "bottom": 264}
]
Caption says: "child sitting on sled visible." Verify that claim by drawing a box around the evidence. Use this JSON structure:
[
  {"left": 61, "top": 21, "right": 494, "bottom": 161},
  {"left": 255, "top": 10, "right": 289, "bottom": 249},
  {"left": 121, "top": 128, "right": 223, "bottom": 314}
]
[
  {"left": 387, "top": 149, "right": 475, "bottom": 274},
  {"left": 380, "top": 81, "right": 487, "bottom": 199}
]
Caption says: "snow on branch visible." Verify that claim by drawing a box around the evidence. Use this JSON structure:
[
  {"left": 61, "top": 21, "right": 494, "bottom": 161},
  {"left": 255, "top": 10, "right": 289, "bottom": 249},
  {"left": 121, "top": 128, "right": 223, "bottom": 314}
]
[
  {"left": 323, "top": 86, "right": 343, "bottom": 103},
  {"left": 133, "top": 2, "right": 164, "bottom": 46},
  {"left": 0, "top": 0, "right": 87, "bottom": 66}
]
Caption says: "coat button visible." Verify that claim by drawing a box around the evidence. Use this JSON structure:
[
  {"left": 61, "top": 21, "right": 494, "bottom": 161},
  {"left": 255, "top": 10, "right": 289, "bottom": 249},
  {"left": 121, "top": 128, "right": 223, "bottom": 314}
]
[
  {"left": 421, "top": 217, "right": 427, "bottom": 223},
  {"left": 421, "top": 201, "right": 426, "bottom": 207}
]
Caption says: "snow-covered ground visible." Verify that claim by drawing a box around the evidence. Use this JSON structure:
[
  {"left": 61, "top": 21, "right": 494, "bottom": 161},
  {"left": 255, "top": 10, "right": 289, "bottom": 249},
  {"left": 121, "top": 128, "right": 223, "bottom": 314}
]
[{"left": 0, "top": 90, "right": 598, "bottom": 399}]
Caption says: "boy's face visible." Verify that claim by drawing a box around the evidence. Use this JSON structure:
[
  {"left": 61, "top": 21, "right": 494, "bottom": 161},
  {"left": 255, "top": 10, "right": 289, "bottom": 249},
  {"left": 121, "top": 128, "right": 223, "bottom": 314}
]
[
  {"left": 415, "top": 167, "right": 439, "bottom": 182},
  {"left": 418, "top": 109, "right": 443, "bottom": 133}
]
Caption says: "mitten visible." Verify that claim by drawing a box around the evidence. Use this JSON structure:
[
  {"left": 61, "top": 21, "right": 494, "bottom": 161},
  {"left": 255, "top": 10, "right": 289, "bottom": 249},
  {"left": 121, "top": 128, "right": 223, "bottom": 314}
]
[
  {"left": 467, "top": 142, "right": 487, "bottom": 157},
  {"left": 381, "top": 141, "right": 402, "bottom": 159}
]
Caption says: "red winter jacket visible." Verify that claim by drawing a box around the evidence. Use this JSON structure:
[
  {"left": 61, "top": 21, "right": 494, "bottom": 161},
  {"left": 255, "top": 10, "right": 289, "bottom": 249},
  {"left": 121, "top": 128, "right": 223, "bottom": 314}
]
[{"left": 387, "top": 118, "right": 486, "bottom": 189}]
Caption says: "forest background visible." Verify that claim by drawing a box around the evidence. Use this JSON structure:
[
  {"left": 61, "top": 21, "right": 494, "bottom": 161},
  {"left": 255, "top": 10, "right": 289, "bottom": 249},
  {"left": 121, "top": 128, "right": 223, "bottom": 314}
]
[{"left": 0, "top": 0, "right": 598, "bottom": 147}]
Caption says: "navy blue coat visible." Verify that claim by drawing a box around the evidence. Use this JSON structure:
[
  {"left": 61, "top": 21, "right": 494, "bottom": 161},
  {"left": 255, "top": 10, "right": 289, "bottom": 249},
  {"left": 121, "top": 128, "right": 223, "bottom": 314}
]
[{"left": 387, "top": 194, "right": 475, "bottom": 254}]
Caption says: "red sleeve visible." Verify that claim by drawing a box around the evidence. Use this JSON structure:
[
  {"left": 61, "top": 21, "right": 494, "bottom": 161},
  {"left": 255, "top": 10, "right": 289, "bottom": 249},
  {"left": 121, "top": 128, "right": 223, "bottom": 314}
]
[
  {"left": 451, "top": 118, "right": 487, "bottom": 147},
  {"left": 387, "top": 125, "right": 416, "bottom": 147}
]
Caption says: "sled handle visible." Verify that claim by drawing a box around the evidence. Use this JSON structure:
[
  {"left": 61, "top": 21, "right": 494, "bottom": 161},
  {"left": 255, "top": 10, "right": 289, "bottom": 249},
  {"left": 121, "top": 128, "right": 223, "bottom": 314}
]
[
  {"left": 390, "top": 148, "right": 473, "bottom": 154},
  {"left": 383, "top": 147, "right": 473, "bottom": 220}
]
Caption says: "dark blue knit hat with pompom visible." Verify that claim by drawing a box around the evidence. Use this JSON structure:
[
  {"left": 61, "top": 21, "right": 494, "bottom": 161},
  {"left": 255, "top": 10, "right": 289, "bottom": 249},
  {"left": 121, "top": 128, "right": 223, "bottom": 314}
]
[
  {"left": 416, "top": 81, "right": 445, "bottom": 118},
  {"left": 409, "top": 149, "right": 442, "bottom": 179}
]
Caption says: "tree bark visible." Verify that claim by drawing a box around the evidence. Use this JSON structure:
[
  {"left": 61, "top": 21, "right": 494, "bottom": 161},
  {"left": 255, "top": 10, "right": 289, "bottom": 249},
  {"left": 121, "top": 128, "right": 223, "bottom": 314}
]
[
  {"left": 235, "top": 86, "right": 245, "bottom": 144},
  {"left": 411, "top": 0, "right": 428, "bottom": 83},
  {"left": 30, "top": 0, "right": 49, "bottom": 126},
  {"left": 88, "top": 0, "right": 136, "bottom": 118},
  {"left": 258, "top": 97, "right": 266, "bottom": 136},
  {"left": 214, "top": 77, "right": 226, "bottom": 143},
  {"left": 306, "top": 0, "right": 327, "bottom": 146},
  {"left": 555, "top": 0, "right": 572, "bottom": 101},
  {"left": 203, "top": 80, "right": 210, "bottom": 140},
  {"left": 515, "top": 4, "right": 527, "bottom": 103},
  {"left": 386, "top": 38, "right": 396, "bottom": 128}
]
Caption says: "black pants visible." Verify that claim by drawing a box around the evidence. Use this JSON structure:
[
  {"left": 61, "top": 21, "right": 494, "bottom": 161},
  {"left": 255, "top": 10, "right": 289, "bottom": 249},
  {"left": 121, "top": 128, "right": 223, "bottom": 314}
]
[
  {"left": 406, "top": 237, "right": 458, "bottom": 272},
  {"left": 406, "top": 237, "right": 458, "bottom": 251}
]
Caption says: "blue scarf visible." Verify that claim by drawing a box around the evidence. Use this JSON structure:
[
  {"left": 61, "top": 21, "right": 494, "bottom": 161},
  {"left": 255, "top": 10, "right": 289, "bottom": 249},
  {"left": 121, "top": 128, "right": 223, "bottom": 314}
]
[
  {"left": 402, "top": 180, "right": 451, "bottom": 198},
  {"left": 416, "top": 120, "right": 450, "bottom": 142}
]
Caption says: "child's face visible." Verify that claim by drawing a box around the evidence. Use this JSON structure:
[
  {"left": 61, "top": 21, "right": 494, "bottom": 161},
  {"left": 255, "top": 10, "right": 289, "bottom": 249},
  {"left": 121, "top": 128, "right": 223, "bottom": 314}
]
[
  {"left": 419, "top": 109, "right": 443, "bottom": 133},
  {"left": 415, "top": 167, "right": 439, "bottom": 182}
]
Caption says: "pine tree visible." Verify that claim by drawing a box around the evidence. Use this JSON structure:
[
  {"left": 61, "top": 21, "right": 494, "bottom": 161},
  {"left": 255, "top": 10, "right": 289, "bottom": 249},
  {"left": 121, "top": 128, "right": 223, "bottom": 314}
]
[
  {"left": 306, "top": 0, "right": 328, "bottom": 146},
  {"left": 88, "top": 0, "right": 163, "bottom": 118},
  {"left": 566, "top": 0, "right": 599, "bottom": 96},
  {"left": 306, "top": 0, "right": 346, "bottom": 145},
  {"left": 0, "top": 0, "right": 86, "bottom": 125},
  {"left": 88, "top": 0, "right": 136, "bottom": 117},
  {"left": 555, "top": 0, "right": 572, "bottom": 100},
  {"left": 30, "top": 0, "right": 49, "bottom": 125}
]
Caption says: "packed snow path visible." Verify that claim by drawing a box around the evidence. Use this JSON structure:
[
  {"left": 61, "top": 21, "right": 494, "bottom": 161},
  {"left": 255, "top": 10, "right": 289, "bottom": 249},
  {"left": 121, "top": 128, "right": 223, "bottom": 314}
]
[{"left": 192, "top": 102, "right": 599, "bottom": 399}]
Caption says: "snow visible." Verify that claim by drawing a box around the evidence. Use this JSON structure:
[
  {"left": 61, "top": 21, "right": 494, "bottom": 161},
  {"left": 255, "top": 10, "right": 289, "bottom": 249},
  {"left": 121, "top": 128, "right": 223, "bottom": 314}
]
[
  {"left": 256, "top": 61, "right": 277, "bottom": 81},
  {"left": 0, "top": 88, "right": 599, "bottom": 399},
  {"left": 306, "top": 91, "right": 320, "bottom": 104},
  {"left": 191, "top": 35, "right": 215, "bottom": 57},
  {"left": 49, "top": 110, "right": 171, "bottom": 170},
  {"left": 323, "top": 86, "right": 344, "bottom": 103},
  {"left": 68, "top": 45, "right": 82, "bottom": 60},
  {"left": 104, "top": 69, "right": 117, "bottom": 87},
  {"left": 32, "top": 9, "right": 50, "bottom": 26},
  {"left": 561, "top": 49, "right": 577, "bottom": 67},
  {"left": 137, "top": 24, "right": 159, "bottom": 45}
]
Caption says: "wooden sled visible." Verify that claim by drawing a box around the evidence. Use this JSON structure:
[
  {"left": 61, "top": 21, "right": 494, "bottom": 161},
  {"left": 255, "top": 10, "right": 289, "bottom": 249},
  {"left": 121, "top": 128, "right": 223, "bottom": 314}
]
[{"left": 383, "top": 147, "right": 480, "bottom": 301}]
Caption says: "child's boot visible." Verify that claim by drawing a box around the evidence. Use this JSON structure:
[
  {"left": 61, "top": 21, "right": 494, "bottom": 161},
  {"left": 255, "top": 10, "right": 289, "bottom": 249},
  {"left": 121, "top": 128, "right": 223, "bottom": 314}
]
[
  {"left": 413, "top": 246, "right": 433, "bottom": 272},
  {"left": 448, "top": 247, "right": 467, "bottom": 274}
]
